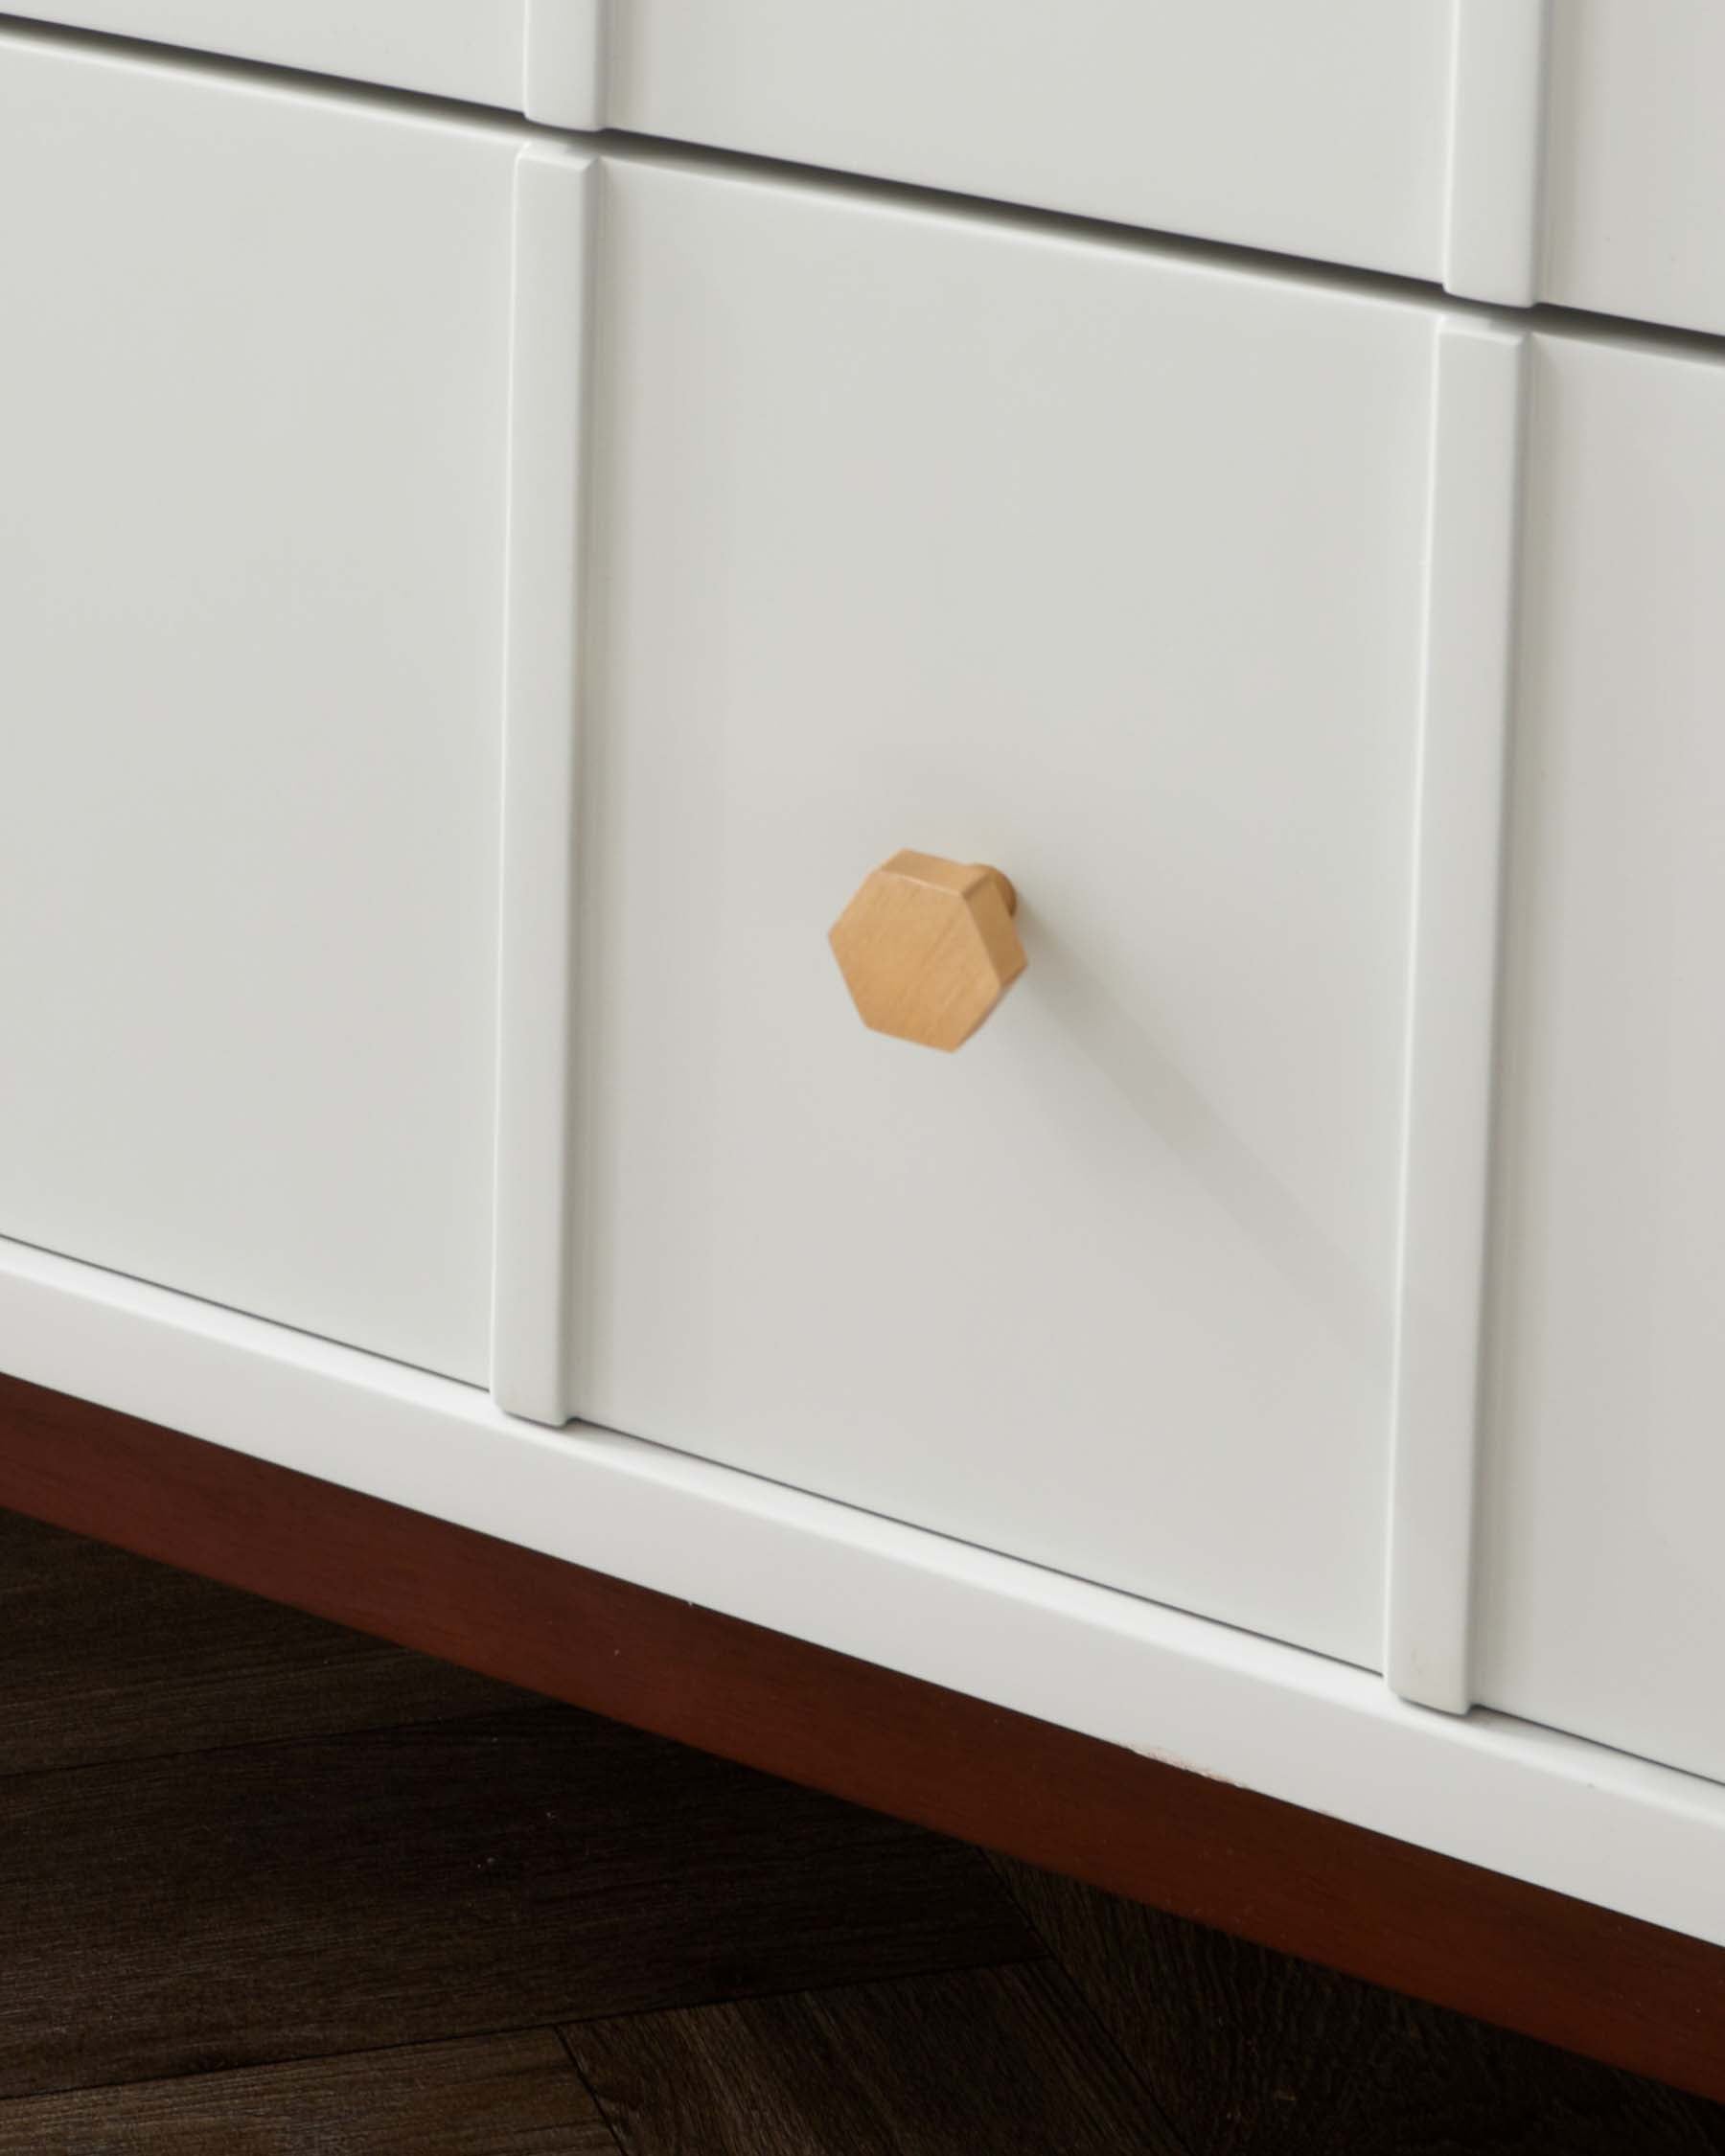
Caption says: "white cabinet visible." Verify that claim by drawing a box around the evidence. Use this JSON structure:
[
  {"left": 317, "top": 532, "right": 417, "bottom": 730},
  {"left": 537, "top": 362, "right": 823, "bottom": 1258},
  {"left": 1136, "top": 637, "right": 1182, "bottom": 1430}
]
[
  {"left": 0, "top": 36, "right": 551, "bottom": 1382},
  {"left": 4, "top": 28, "right": 1480, "bottom": 1669},
  {"left": 1473, "top": 326, "right": 1725, "bottom": 1785},
  {"left": 8, "top": 24, "right": 1725, "bottom": 1778},
  {"left": 0, "top": 39, "right": 1444, "bottom": 1668}
]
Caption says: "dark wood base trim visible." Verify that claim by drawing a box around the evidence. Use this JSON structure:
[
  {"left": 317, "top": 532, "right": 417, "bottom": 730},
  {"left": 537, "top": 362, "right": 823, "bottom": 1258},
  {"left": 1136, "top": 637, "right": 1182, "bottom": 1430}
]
[{"left": 2, "top": 1367, "right": 1722, "bottom": 2102}]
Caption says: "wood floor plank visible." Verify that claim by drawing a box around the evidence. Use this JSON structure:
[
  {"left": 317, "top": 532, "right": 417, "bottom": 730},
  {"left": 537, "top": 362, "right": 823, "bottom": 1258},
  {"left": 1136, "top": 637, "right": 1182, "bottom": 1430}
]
[
  {"left": 0, "top": 1508, "right": 526, "bottom": 1777},
  {"left": 993, "top": 1856, "right": 1725, "bottom": 2155},
  {"left": 568, "top": 1961, "right": 1186, "bottom": 2155},
  {"left": 0, "top": 1701, "right": 1034, "bottom": 2100},
  {"left": 0, "top": 2030, "right": 614, "bottom": 2154}
]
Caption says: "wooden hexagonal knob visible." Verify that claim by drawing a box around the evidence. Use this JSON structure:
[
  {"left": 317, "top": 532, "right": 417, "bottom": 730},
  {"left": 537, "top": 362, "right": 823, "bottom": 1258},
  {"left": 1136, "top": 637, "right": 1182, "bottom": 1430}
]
[{"left": 829, "top": 850, "right": 1026, "bottom": 1051}]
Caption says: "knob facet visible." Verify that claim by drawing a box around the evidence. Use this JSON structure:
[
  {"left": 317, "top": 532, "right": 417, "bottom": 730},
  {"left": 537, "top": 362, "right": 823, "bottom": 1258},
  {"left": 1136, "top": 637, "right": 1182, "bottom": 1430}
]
[{"left": 829, "top": 849, "right": 1026, "bottom": 1051}]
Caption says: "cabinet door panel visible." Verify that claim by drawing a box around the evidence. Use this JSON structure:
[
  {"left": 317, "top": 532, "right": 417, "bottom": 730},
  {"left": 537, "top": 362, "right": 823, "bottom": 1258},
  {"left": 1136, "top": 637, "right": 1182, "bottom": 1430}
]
[
  {"left": 573, "top": 159, "right": 1440, "bottom": 1665},
  {"left": 12, "top": 4, "right": 530, "bottom": 112},
  {"left": 0, "top": 35, "right": 527, "bottom": 1380},
  {"left": 609, "top": 0, "right": 1451, "bottom": 285},
  {"left": 1545, "top": 0, "right": 1725, "bottom": 338},
  {"left": 1475, "top": 328, "right": 1725, "bottom": 1784}
]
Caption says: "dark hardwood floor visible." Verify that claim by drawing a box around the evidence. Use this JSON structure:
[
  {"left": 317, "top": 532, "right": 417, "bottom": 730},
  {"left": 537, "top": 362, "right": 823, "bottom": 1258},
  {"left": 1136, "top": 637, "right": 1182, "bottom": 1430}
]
[{"left": 0, "top": 1506, "right": 1720, "bottom": 2153}]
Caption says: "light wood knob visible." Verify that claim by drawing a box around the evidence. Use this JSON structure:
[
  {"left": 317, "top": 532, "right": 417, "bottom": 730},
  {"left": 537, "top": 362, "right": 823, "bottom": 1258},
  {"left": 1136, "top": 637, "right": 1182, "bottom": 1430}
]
[{"left": 829, "top": 849, "right": 1026, "bottom": 1051}]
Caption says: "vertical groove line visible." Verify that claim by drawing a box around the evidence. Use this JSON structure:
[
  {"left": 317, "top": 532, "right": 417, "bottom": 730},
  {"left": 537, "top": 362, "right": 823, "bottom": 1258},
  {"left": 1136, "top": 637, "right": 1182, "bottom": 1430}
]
[
  {"left": 490, "top": 145, "right": 600, "bottom": 1425},
  {"left": 1385, "top": 317, "right": 1530, "bottom": 1711}
]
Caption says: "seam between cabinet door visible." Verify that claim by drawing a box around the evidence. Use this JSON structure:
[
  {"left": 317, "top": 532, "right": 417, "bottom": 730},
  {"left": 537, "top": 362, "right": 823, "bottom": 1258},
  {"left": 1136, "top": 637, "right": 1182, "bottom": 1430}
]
[
  {"left": 490, "top": 142, "right": 600, "bottom": 1425},
  {"left": 1385, "top": 315, "right": 1530, "bottom": 1713}
]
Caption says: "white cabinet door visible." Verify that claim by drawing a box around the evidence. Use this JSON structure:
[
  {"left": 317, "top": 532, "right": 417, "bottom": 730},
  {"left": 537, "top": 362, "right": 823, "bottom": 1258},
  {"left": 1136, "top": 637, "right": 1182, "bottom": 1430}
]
[
  {"left": 1473, "top": 325, "right": 1725, "bottom": 1785},
  {"left": 0, "top": 34, "right": 577, "bottom": 1384},
  {"left": 542, "top": 153, "right": 1481, "bottom": 1669}
]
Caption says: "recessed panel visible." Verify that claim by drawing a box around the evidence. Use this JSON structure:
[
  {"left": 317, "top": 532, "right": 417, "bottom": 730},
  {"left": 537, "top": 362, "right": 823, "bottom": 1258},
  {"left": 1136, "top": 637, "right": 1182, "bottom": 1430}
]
[
  {"left": 0, "top": 35, "right": 519, "bottom": 1378},
  {"left": 574, "top": 159, "right": 1438, "bottom": 1663}
]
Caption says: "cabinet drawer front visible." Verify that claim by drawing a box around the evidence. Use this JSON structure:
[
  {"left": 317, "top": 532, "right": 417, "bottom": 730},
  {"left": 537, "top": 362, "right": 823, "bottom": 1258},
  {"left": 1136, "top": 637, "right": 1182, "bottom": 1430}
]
[
  {"left": 553, "top": 157, "right": 1482, "bottom": 1668},
  {"left": 0, "top": 35, "right": 558, "bottom": 1380},
  {"left": 1474, "top": 327, "right": 1725, "bottom": 1784}
]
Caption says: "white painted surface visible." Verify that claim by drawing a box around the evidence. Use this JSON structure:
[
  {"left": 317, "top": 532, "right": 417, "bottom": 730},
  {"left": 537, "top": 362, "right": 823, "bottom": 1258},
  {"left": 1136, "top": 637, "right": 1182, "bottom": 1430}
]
[
  {"left": 1474, "top": 327, "right": 1725, "bottom": 1787},
  {"left": 607, "top": 0, "right": 1725, "bottom": 335},
  {"left": 6, "top": 1227, "right": 1725, "bottom": 1950},
  {"left": 490, "top": 143, "right": 598, "bottom": 1421},
  {"left": 7, "top": 0, "right": 530, "bottom": 107},
  {"left": 1441, "top": 0, "right": 1549, "bottom": 307},
  {"left": 573, "top": 155, "right": 1442, "bottom": 1668},
  {"left": 23, "top": 2, "right": 1725, "bottom": 337},
  {"left": 522, "top": 0, "right": 605, "bottom": 130},
  {"left": 9, "top": 20, "right": 1725, "bottom": 1870},
  {"left": 1385, "top": 318, "right": 1527, "bottom": 1714},
  {"left": 1544, "top": 0, "right": 1725, "bottom": 336},
  {"left": 609, "top": 0, "right": 1453, "bottom": 281},
  {"left": 616, "top": 0, "right": 1725, "bottom": 337},
  {"left": 0, "top": 34, "right": 531, "bottom": 1381},
  {"left": 4, "top": 2, "right": 604, "bottom": 119}
]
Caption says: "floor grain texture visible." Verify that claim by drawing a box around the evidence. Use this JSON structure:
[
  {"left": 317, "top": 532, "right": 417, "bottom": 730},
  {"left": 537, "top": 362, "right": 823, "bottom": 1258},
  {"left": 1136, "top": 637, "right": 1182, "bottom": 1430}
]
[
  {"left": 1, "top": 1506, "right": 1722, "bottom": 2152},
  {"left": 0, "top": 1702, "right": 1029, "bottom": 2099},
  {"left": 567, "top": 1964, "right": 1188, "bottom": 2155},
  {"left": 0, "top": 2032, "right": 614, "bottom": 2155},
  {"left": 992, "top": 1854, "right": 1725, "bottom": 2156},
  {"left": 0, "top": 1507, "right": 527, "bottom": 1775}
]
